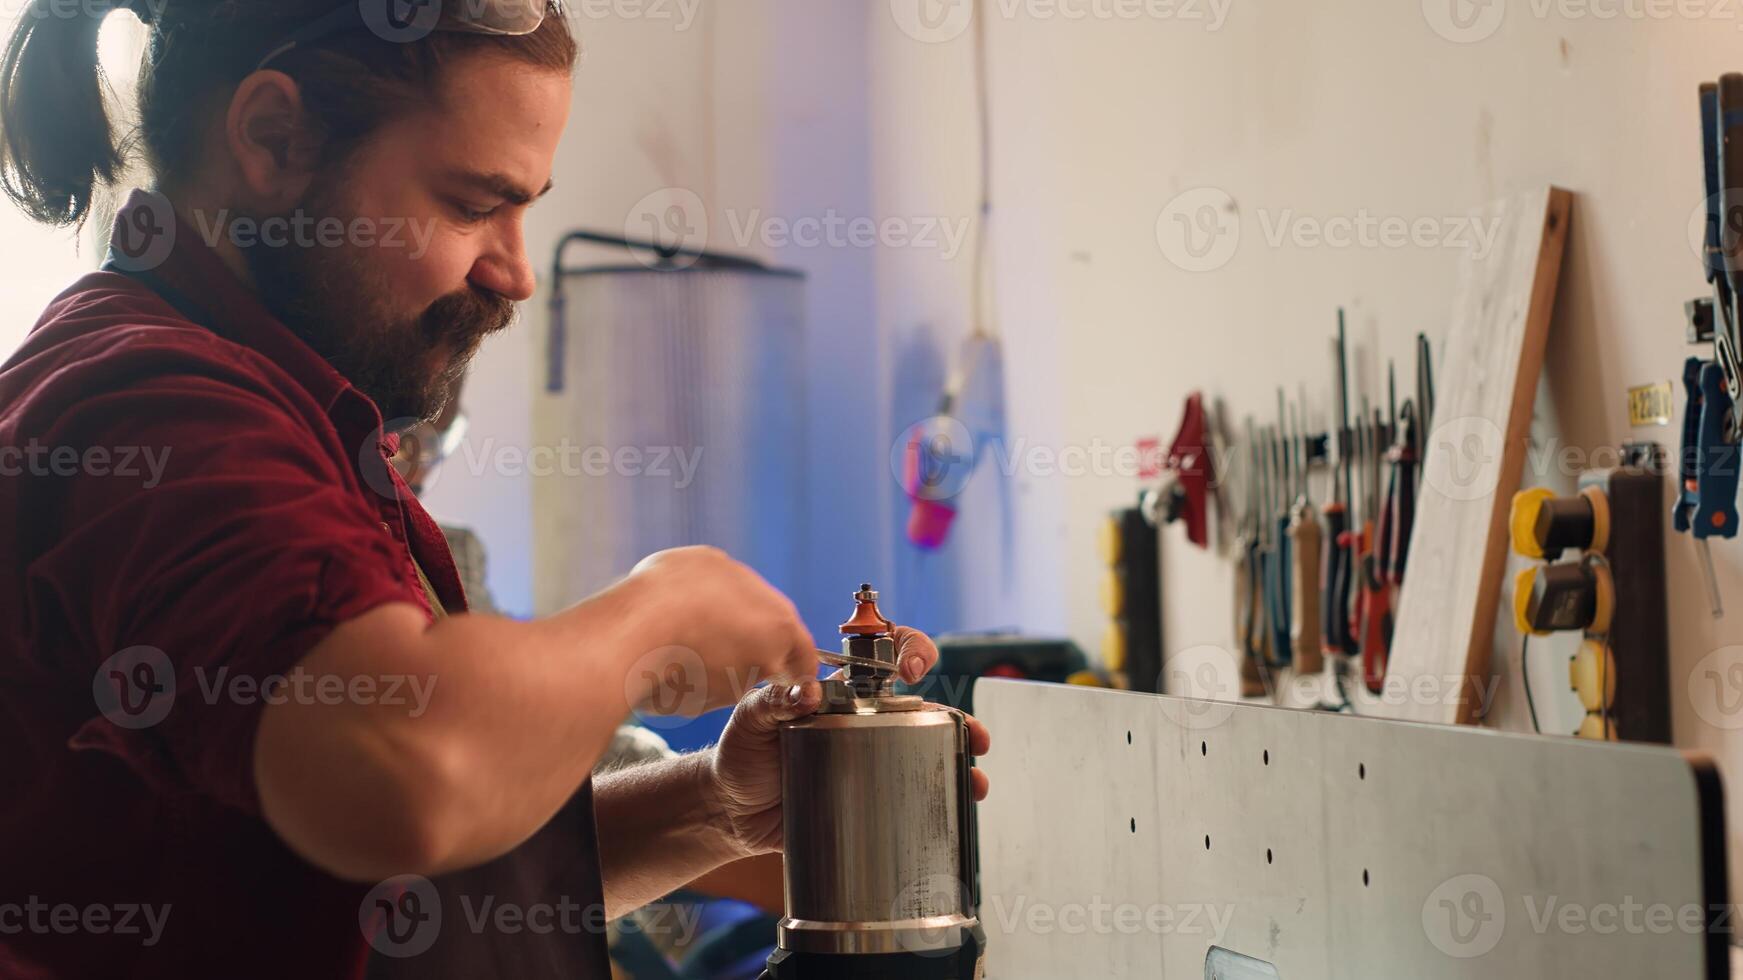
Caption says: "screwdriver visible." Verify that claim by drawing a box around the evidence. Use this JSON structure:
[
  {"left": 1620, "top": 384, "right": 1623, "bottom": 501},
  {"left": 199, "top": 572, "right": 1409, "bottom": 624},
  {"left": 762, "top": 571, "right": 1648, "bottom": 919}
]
[
  {"left": 1261, "top": 425, "right": 1290, "bottom": 666},
  {"left": 1357, "top": 406, "right": 1393, "bottom": 692},
  {"left": 1289, "top": 396, "right": 1324, "bottom": 675},
  {"left": 1237, "top": 418, "right": 1270, "bottom": 695},
  {"left": 1271, "top": 397, "right": 1296, "bottom": 666},
  {"left": 1322, "top": 311, "right": 1357, "bottom": 659}
]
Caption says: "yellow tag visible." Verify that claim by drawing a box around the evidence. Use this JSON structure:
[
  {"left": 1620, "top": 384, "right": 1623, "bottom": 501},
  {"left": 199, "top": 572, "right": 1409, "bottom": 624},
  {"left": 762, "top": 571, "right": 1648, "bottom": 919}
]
[{"left": 1626, "top": 381, "right": 1673, "bottom": 427}]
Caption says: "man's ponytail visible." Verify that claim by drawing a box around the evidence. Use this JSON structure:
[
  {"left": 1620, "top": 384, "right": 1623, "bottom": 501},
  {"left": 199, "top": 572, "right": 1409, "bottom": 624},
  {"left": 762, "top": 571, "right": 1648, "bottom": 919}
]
[{"left": 0, "top": 0, "right": 125, "bottom": 228}]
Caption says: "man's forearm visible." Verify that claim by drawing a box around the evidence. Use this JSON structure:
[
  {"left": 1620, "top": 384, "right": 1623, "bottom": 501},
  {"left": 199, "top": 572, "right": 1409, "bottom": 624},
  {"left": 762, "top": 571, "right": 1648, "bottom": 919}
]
[
  {"left": 256, "top": 574, "right": 668, "bottom": 882},
  {"left": 594, "top": 751, "right": 751, "bottom": 919}
]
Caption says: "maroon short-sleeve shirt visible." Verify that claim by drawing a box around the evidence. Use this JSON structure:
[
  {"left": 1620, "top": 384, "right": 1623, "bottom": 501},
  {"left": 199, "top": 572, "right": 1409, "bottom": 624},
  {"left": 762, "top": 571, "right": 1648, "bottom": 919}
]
[{"left": 0, "top": 191, "right": 608, "bottom": 978}]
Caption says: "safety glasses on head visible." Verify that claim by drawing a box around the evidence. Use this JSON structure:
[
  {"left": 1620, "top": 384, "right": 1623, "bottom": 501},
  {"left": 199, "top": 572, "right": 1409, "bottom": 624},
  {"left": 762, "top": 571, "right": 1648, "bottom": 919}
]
[{"left": 256, "top": 0, "right": 552, "bottom": 70}]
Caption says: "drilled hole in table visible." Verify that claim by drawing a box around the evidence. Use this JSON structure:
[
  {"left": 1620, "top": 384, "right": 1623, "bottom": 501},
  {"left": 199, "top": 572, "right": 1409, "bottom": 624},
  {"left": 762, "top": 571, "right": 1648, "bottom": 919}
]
[
  {"left": 1363, "top": 869, "right": 1370, "bottom": 887},
  {"left": 1201, "top": 741, "right": 1207, "bottom": 757},
  {"left": 1263, "top": 749, "right": 1270, "bottom": 766},
  {"left": 1130, "top": 818, "right": 1136, "bottom": 833},
  {"left": 1266, "top": 848, "right": 1273, "bottom": 865},
  {"left": 1359, "top": 763, "right": 1366, "bottom": 780},
  {"left": 1126, "top": 731, "right": 1132, "bottom": 745},
  {"left": 1205, "top": 835, "right": 1211, "bottom": 850}
]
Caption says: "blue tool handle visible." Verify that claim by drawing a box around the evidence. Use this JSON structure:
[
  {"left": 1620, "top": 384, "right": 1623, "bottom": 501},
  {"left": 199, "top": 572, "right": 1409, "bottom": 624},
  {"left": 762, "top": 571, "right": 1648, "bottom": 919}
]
[
  {"left": 1676, "top": 357, "right": 1706, "bottom": 534},
  {"left": 1694, "top": 360, "right": 1741, "bottom": 540},
  {"left": 1703, "top": 83, "right": 1724, "bottom": 283}
]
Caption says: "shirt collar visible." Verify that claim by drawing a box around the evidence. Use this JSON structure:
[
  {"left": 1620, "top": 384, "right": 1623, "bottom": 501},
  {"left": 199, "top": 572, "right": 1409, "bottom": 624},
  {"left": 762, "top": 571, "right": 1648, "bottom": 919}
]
[{"left": 105, "top": 188, "right": 380, "bottom": 427}]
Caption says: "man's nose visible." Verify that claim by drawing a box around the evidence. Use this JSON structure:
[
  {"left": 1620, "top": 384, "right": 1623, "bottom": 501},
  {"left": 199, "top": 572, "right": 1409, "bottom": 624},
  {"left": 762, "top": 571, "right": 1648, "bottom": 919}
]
[{"left": 470, "top": 225, "right": 538, "bottom": 302}]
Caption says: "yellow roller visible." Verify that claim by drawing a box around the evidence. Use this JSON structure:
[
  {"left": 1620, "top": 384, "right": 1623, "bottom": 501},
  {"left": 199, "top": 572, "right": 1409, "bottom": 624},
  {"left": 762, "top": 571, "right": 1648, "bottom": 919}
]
[
  {"left": 1098, "top": 516, "right": 1122, "bottom": 566},
  {"left": 1569, "top": 638, "right": 1617, "bottom": 713},
  {"left": 1103, "top": 620, "right": 1127, "bottom": 672},
  {"left": 1513, "top": 567, "right": 1550, "bottom": 637},
  {"left": 1510, "top": 487, "right": 1556, "bottom": 559},
  {"left": 1101, "top": 568, "right": 1125, "bottom": 616},
  {"left": 1577, "top": 713, "right": 1618, "bottom": 741}
]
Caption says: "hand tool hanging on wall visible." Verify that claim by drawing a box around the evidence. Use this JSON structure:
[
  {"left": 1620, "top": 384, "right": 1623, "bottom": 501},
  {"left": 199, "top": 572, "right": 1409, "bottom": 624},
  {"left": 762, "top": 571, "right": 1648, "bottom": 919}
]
[
  {"left": 1236, "top": 418, "right": 1271, "bottom": 696},
  {"left": 1674, "top": 78, "right": 1742, "bottom": 617},
  {"left": 1269, "top": 395, "right": 1296, "bottom": 666},
  {"left": 1376, "top": 367, "right": 1400, "bottom": 585},
  {"left": 1145, "top": 392, "right": 1218, "bottom": 548},
  {"left": 1260, "top": 426, "right": 1290, "bottom": 667},
  {"left": 1380, "top": 350, "right": 1422, "bottom": 582},
  {"left": 1322, "top": 311, "right": 1358, "bottom": 660},
  {"left": 1356, "top": 401, "right": 1394, "bottom": 693},
  {"left": 1289, "top": 395, "right": 1325, "bottom": 676}
]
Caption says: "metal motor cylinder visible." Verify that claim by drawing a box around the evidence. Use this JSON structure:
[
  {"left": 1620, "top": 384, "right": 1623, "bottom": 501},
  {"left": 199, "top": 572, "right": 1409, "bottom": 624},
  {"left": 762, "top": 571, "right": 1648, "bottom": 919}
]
[{"left": 762, "top": 585, "right": 985, "bottom": 980}]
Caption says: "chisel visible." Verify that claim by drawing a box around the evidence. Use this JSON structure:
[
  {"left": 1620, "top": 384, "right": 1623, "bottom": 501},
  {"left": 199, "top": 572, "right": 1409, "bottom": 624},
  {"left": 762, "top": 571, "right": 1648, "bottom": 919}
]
[{"left": 1289, "top": 396, "right": 1324, "bottom": 675}]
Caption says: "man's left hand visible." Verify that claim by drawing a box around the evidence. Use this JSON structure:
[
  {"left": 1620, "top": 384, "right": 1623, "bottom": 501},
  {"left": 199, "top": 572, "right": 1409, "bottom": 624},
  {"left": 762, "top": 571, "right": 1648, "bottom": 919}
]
[{"left": 700, "top": 626, "right": 993, "bottom": 856}]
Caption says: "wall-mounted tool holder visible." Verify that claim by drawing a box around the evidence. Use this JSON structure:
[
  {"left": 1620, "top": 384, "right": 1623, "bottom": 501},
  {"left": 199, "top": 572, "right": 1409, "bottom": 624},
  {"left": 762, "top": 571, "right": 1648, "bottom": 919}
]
[{"left": 1508, "top": 447, "right": 1671, "bottom": 742}]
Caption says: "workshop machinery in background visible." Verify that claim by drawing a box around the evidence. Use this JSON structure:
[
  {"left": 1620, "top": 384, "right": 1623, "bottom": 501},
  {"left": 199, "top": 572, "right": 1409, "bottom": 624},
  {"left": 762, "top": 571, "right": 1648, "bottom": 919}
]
[
  {"left": 1509, "top": 447, "right": 1673, "bottom": 742},
  {"left": 893, "top": 634, "right": 1089, "bottom": 717},
  {"left": 765, "top": 585, "right": 985, "bottom": 980},
  {"left": 1677, "top": 76, "right": 1743, "bottom": 618}
]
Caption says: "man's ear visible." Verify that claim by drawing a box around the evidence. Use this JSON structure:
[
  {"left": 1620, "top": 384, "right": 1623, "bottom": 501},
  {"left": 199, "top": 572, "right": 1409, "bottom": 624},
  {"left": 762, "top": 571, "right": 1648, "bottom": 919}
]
[{"left": 224, "top": 71, "right": 321, "bottom": 210}]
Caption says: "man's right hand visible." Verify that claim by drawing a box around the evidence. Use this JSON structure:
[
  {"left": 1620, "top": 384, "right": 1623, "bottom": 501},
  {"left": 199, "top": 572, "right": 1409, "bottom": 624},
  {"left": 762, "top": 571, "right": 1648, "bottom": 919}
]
[{"left": 624, "top": 546, "right": 819, "bottom": 717}]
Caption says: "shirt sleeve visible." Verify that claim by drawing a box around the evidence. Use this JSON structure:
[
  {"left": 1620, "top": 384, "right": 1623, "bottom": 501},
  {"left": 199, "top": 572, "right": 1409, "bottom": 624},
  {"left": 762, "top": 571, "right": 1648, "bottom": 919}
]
[{"left": 17, "top": 334, "right": 424, "bottom": 814}]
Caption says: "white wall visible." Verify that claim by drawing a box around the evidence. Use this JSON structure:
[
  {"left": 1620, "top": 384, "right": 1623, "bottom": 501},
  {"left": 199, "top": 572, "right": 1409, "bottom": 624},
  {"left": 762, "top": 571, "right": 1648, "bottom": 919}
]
[
  {"left": 863, "top": 0, "right": 1743, "bottom": 897},
  {"left": 427, "top": 0, "right": 896, "bottom": 642}
]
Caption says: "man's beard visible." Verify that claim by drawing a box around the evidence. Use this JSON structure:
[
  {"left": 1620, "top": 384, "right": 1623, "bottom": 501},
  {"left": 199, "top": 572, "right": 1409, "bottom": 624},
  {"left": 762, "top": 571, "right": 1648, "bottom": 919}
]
[{"left": 241, "top": 180, "right": 516, "bottom": 427}]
